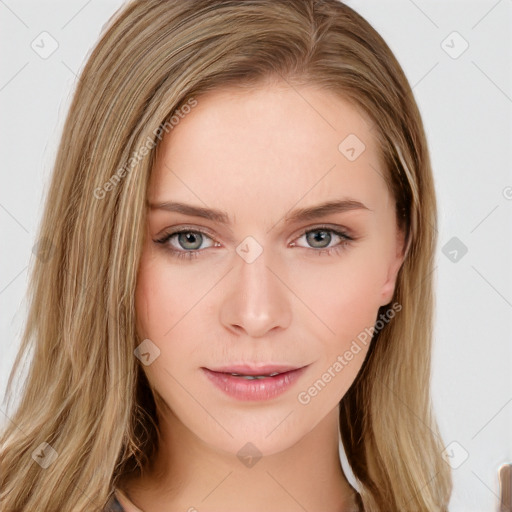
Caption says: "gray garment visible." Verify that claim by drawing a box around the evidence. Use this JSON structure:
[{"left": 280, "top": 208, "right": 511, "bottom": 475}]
[{"left": 103, "top": 493, "right": 125, "bottom": 512}]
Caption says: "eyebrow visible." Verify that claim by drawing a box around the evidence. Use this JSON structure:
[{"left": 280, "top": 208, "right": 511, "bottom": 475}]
[{"left": 147, "top": 198, "right": 372, "bottom": 226}]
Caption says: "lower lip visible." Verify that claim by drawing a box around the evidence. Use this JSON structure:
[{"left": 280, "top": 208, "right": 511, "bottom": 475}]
[{"left": 202, "top": 367, "right": 307, "bottom": 401}]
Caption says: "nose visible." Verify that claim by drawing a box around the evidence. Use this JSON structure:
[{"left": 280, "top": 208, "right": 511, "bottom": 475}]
[{"left": 219, "top": 245, "right": 292, "bottom": 338}]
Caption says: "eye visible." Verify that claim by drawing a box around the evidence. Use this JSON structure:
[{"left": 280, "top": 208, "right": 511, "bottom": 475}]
[
  {"left": 154, "top": 229, "right": 219, "bottom": 260},
  {"left": 291, "top": 226, "right": 353, "bottom": 256}
]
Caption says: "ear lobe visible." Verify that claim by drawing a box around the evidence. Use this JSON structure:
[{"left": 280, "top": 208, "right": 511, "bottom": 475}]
[{"left": 379, "top": 228, "right": 407, "bottom": 306}]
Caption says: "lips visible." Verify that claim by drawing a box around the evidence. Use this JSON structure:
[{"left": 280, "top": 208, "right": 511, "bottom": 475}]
[
  {"left": 202, "top": 363, "right": 308, "bottom": 401},
  {"left": 205, "top": 363, "right": 301, "bottom": 376}
]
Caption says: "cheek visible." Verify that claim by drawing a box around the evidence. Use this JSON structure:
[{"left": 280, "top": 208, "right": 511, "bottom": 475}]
[
  {"left": 135, "top": 248, "right": 181, "bottom": 340},
  {"left": 292, "top": 248, "right": 388, "bottom": 397},
  {"left": 134, "top": 253, "right": 199, "bottom": 392},
  {"left": 296, "top": 250, "right": 387, "bottom": 335},
  {"left": 135, "top": 245, "right": 205, "bottom": 340},
  {"left": 134, "top": 247, "right": 216, "bottom": 386}
]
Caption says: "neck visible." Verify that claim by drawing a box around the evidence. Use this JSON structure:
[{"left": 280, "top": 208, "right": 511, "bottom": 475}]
[{"left": 120, "top": 405, "right": 360, "bottom": 512}]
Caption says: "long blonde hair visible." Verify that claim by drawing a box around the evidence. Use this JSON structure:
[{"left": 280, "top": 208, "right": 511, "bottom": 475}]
[{"left": 0, "top": 1, "right": 452, "bottom": 510}]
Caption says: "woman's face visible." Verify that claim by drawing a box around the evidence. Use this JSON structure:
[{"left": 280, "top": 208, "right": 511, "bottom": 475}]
[{"left": 135, "top": 82, "right": 405, "bottom": 457}]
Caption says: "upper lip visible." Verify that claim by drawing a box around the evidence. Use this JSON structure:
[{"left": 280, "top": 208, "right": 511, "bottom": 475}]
[{"left": 205, "top": 364, "right": 303, "bottom": 376}]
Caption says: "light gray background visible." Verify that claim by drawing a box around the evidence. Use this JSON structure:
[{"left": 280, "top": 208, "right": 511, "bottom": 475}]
[{"left": 1, "top": 1, "right": 511, "bottom": 511}]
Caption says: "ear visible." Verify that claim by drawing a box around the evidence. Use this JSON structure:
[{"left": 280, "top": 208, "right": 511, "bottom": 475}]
[{"left": 379, "top": 227, "right": 407, "bottom": 306}]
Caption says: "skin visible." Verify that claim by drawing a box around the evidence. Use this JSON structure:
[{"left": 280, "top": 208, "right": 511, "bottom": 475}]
[{"left": 121, "top": 81, "right": 405, "bottom": 512}]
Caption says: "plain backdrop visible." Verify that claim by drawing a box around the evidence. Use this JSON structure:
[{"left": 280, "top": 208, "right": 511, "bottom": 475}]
[{"left": 1, "top": 1, "right": 511, "bottom": 511}]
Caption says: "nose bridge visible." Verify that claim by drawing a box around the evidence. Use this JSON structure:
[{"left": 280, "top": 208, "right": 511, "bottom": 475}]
[{"left": 219, "top": 238, "right": 292, "bottom": 337}]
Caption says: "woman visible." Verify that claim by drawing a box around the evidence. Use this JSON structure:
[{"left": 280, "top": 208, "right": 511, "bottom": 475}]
[{"left": 0, "top": 0, "right": 453, "bottom": 510}]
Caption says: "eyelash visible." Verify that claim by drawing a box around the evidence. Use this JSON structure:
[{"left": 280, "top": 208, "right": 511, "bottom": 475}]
[{"left": 154, "top": 225, "right": 354, "bottom": 261}]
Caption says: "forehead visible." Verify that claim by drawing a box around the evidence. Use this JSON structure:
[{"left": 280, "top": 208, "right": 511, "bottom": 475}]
[{"left": 148, "top": 83, "right": 390, "bottom": 221}]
